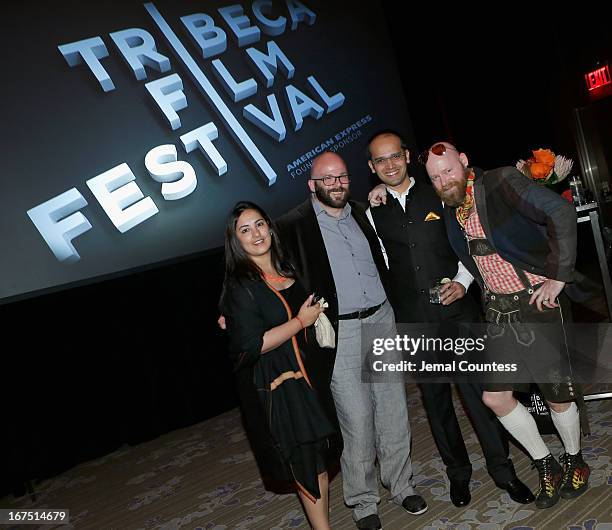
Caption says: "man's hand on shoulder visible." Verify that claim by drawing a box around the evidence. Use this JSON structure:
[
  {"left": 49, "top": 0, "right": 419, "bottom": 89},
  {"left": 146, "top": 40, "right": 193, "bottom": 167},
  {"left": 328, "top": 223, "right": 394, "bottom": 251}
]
[{"left": 368, "top": 183, "right": 388, "bottom": 207}]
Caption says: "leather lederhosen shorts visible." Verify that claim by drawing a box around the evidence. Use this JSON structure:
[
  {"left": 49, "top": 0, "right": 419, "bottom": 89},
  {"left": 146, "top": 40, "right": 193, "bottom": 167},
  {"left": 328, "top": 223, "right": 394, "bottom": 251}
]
[{"left": 469, "top": 238, "right": 589, "bottom": 433}]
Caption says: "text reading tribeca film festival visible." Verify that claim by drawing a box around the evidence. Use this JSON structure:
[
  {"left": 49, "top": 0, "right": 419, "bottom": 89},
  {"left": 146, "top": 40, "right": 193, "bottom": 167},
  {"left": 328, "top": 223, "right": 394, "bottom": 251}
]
[{"left": 27, "top": 1, "right": 346, "bottom": 263}]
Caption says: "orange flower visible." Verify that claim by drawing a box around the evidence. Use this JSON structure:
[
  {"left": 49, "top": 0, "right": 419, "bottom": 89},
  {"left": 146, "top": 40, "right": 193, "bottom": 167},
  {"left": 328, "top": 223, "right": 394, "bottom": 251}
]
[
  {"left": 532, "top": 148, "right": 555, "bottom": 166},
  {"left": 530, "top": 162, "right": 553, "bottom": 180},
  {"left": 516, "top": 147, "right": 572, "bottom": 185}
]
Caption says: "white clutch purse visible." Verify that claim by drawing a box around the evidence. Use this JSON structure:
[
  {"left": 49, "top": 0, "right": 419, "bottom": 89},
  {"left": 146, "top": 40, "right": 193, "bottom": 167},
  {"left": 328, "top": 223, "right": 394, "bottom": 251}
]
[{"left": 313, "top": 297, "right": 335, "bottom": 348}]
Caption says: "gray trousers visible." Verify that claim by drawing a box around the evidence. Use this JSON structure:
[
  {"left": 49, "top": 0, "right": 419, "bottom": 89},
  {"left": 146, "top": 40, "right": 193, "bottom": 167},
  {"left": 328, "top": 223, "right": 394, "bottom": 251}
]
[{"left": 330, "top": 300, "right": 416, "bottom": 520}]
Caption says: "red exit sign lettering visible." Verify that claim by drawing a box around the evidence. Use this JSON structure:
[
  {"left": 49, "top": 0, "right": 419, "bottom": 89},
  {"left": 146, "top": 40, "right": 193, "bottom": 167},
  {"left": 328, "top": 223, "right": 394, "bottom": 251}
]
[{"left": 585, "top": 65, "right": 611, "bottom": 91}]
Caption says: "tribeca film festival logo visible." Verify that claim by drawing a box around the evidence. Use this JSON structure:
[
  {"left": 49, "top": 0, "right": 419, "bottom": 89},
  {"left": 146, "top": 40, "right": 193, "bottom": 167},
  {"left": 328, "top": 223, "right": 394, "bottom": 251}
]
[
  {"left": 27, "top": 1, "right": 345, "bottom": 263},
  {"left": 370, "top": 335, "right": 519, "bottom": 374}
]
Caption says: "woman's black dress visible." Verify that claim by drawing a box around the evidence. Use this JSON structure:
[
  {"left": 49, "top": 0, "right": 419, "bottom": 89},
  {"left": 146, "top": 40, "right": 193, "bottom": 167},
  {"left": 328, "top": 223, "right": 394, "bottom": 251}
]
[{"left": 224, "top": 277, "right": 335, "bottom": 499}]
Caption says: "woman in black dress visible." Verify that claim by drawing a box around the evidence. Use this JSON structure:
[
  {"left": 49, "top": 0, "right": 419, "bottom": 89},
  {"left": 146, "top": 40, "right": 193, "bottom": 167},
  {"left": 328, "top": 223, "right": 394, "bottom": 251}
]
[{"left": 221, "top": 201, "right": 335, "bottom": 530}]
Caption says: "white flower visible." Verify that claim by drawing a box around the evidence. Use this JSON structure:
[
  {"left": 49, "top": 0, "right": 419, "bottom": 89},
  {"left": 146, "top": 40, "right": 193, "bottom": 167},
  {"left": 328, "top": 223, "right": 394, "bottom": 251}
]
[
  {"left": 516, "top": 159, "right": 528, "bottom": 173},
  {"left": 554, "top": 155, "right": 573, "bottom": 180}
]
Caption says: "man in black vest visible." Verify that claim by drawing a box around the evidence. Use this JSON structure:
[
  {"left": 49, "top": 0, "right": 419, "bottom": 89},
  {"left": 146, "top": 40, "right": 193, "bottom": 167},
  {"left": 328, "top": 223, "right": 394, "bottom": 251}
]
[{"left": 366, "top": 131, "right": 533, "bottom": 507}]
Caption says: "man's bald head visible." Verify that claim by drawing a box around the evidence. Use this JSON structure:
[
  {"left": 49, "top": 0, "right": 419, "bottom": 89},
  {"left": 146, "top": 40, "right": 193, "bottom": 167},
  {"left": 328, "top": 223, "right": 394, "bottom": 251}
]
[
  {"left": 311, "top": 151, "right": 348, "bottom": 178},
  {"left": 423, "top": 142, "right": 471, "bottom": 207}
]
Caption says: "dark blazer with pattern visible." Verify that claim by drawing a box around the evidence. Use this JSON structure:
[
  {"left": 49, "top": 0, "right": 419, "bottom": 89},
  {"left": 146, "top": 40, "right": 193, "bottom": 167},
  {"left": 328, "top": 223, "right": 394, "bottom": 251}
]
[{"left": 443, "top": 166, "right": 577, "bottom": 289}]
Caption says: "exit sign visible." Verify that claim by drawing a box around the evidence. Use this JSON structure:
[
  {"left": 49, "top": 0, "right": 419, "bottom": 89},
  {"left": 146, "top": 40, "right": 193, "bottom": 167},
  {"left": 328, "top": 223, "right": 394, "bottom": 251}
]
[{"left": 585, "top": 65, "right": 611, "bottom": 91}]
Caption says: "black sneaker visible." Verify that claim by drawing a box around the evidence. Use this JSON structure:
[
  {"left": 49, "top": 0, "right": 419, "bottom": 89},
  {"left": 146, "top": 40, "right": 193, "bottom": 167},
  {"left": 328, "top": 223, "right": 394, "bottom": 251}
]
[
  {"left": 559, "top": 451, "right": 590, "bottom": 499},
  {"left": 532, "top": 454, "right": 563, "bottom": 509},
  {"left": 401, "top": 494, "right": 428, "bottom": 515},
  {"left": 355, "top": 513, "right": 382, "bottom": 530}
]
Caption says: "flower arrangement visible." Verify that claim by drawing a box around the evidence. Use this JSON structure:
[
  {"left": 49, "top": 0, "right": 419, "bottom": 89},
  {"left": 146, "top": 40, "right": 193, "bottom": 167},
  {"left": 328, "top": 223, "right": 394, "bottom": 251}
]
[{"left": 516, "top": 148, "right": 573, "bottom": 185}]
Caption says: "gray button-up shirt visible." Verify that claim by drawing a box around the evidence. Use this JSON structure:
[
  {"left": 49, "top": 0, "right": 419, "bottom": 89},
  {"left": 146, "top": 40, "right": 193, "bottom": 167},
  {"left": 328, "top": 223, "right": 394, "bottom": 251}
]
[{"left": 312, "top": 197, "right": 386, "bottom": 314}]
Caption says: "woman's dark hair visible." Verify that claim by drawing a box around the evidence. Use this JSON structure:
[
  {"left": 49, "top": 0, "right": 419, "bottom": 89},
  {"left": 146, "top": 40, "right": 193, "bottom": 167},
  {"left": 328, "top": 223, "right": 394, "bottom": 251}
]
[{"left": 220, "top": 201, "right": 295, "bottom": 307}]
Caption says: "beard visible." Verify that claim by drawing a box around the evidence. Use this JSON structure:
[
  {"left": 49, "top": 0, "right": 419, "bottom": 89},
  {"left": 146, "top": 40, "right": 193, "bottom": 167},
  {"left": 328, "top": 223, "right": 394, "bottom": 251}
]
[
  {"left": 436, "top": 169, "right": 469, "bottom": 207},
  {"left": 315, "top": 184, "right": 350, "bottom": 208}
]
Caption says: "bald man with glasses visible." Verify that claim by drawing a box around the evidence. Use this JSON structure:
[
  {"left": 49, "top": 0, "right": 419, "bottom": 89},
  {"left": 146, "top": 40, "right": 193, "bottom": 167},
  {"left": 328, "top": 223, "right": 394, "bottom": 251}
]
[{"left": 276, "top": 151, "right": 427, "bottom": 530}]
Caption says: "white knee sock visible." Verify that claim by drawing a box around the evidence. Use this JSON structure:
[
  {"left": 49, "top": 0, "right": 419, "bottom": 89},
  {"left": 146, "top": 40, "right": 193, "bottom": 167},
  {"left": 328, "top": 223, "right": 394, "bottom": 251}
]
[
  {"left": 550, "top": 402, "right": 581, "bottom": 455},
  {"left": 497, "top": 402, "right": 550, "bottom": 460}
]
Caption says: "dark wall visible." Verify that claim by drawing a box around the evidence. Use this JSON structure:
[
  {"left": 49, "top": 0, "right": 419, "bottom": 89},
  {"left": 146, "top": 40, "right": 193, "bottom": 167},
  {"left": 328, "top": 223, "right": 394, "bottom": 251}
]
[
  {"left": 1, "top": 250, "right": 236, "bottom": 497},
  {"left": 384, "top": 6, "right": 612, "bottom": 171}
]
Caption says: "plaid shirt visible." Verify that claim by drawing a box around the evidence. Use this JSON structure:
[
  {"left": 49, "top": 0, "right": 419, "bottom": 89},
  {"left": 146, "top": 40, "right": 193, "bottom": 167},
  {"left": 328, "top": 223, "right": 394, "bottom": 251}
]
[{"left": 464, "top": 203, "right": 547, "bottom": 294}]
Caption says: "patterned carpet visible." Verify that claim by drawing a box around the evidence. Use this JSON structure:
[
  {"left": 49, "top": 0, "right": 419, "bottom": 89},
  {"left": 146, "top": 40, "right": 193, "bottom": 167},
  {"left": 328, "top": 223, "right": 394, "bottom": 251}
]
[{"left": 2, "top": 384, "right": 612, "bottom": 530}]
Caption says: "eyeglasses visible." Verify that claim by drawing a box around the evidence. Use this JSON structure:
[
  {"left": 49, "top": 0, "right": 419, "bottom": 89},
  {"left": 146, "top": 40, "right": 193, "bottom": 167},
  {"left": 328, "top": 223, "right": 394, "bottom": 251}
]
[
  {"left": 417, "top": 143, "right": 457, "bottom": 165},
  {"left": 310, "top": 174, "right": 350, "bottom": 186},
  {"left": 372, "top": 150, "right": 405, "bottom": 167}
]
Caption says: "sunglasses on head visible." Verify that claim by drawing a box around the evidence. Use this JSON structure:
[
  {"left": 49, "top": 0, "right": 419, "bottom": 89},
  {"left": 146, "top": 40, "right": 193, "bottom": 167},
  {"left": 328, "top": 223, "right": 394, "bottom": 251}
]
[{"left": 417, "top": 143, "right": 457, "bottom": 165}]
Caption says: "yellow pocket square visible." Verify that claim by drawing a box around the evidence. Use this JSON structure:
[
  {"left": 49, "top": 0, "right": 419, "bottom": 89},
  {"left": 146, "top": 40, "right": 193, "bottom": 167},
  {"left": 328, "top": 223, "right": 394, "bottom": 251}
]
[{"left": 424, "top": 211, "right": 441, "bottom": 221}]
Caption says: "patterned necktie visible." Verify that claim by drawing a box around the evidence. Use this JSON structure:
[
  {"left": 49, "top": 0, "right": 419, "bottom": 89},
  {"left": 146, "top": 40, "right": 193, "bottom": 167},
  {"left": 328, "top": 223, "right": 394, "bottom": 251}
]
[{"left": 455, "top": 170, "right": 476, "bottom": 228}]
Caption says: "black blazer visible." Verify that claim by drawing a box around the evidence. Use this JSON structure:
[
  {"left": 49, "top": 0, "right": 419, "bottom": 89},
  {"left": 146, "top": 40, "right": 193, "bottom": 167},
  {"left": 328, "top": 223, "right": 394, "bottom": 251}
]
[
  {"left": 444, "top": 166, "right": 577, "bottom": 288},
  {"left": 275, "top": 197, "right": 391, "bottom": 380}
]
